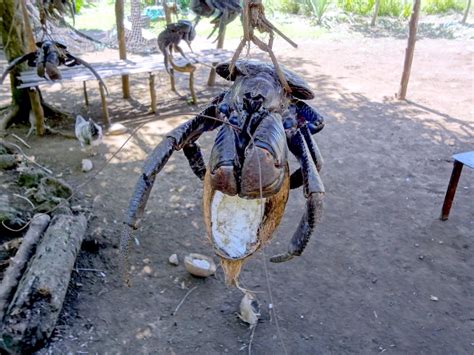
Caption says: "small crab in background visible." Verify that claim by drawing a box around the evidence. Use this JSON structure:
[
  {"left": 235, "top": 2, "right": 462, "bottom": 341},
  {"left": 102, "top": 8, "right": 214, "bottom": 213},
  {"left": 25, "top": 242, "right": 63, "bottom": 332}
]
[
  {"left": 158, "top": 20, "right": 196, "bottom": 74},
  {"left": 190, "top": 0, "right": 241, "bottom": 40},
  {"left": 0, "top": 40, "right": 108, "bottom": 94}
]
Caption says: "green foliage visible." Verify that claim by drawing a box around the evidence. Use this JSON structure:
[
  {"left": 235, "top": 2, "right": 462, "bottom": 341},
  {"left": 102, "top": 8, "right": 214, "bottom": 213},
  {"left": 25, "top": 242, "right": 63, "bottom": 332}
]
[
  {"left": 177, "top": 0, "right": 191, "bottom": 10},
  {"left": 75, "top": 0, "right": 83, "bottom": 13},
  {"left": 378, "top": 0, "right": 404, "bottom": 16},
  {"left": 305, "top": 0, "right": 331, "bottom": 23},
  {"left": 338, "top": 0, "right": 375, "bottom": 15},
  {"left": 280, "top": 0, "right": 302, "bottom": 13},
  {"left": 401, "top": 2, "right": 411, "bottom": 18},
  {"left": 423, "top": 0, "right": 464, "bottom": 14}
]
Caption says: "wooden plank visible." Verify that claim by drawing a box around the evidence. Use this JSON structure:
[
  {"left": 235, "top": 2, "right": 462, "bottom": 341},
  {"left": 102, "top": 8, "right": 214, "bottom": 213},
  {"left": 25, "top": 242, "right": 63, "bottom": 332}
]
[{"left": 15, "top": 49, "right": 234, "bottom": 90}]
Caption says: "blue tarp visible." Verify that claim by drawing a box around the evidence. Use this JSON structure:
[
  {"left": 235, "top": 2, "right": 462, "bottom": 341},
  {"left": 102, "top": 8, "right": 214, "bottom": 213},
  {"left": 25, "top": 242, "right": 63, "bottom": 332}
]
[{"left": 143, "top": 6, "right": 165, "bottom": 21}]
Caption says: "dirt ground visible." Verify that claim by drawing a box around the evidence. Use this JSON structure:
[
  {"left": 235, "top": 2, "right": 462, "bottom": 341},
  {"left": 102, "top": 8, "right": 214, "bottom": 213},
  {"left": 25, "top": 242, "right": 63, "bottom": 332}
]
[{"left": 1, "top": 28, "right": 473, "bottom": 354}]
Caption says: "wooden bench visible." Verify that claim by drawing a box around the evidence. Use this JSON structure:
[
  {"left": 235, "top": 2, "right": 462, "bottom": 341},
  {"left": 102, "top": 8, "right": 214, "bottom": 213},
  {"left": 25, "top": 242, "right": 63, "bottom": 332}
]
[
  {"left": 16, "top": 49, "right": 233, "bottom": 125},
  {"left": 440, "top": 151, "right": 474, "bottom": 220}
]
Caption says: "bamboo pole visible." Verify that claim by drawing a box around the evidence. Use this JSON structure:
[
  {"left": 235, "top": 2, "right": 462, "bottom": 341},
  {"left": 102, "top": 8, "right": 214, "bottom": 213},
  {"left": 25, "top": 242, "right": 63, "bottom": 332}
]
[
  {"left": 115, "top": 0, "right": 130, "bottom": 98},
  {"left": 398, "top": 0, "right": 421, "bottom": 100}
]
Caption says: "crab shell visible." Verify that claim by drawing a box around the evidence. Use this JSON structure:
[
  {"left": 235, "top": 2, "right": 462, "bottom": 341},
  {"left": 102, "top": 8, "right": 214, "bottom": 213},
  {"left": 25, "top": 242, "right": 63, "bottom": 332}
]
[
  {"left": 201, "top": 61, "right": 315, "bottom": 284},
  {"left": 215, "top": 60, "right": 315, "bottom": 100}
]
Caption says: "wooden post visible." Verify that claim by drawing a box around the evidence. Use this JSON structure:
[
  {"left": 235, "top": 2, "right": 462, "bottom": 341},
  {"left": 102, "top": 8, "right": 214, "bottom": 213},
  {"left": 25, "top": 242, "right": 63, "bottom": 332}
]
[
  {"left": 169, "top": 68, "right": 177, "bottom": 93},
  {"left": 149, "top": 73, "right": 157, "bottom": 114},
  {"left": 162, "top": 0, "right": 172, "bottom": 25},
  {"left": 398, "top": 0, "right": 421, "bottom": 100},
  {"left": 115, "top": 0, "right": 130, "bottom": 98},
  {"left": 27, "top": 88, "right": 45, "bottom": 136},
  {"left": 207, "top": 26, "right": 226, "bottom": 86},
  {"left": 462, "top": 0, "right": 471, "bottom": 24},
  {"left": 371, "top": 0, "right": 381, "bottom": 26},
  {"left": 99, "top": 83, "right": 111, "bottom": 127},
  {"left": 189, "top": 71, "right": 197, "bottom": 104},
  {"left": 440, "top": 161, "right": 463, "bottom": 220},
  {"left": 83, "top": 81, "right": 89, "bottom": 106}
]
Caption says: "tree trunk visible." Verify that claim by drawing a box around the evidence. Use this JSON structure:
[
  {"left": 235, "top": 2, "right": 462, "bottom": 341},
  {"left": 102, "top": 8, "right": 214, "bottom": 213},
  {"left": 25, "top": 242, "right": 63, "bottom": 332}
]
[
  {"left": 115, "top": 0, "right": 130, "bottom": 98},
  {"left": 462, "top": 0, "right": 471, "bottom": 24},
  {"left": 371, "top": 0, "right": 381, "bottom": 26},
  {"left": 20, "top": 0, "right": 45, "bottom": 136},
  {"left": 0, "top": 214, "right": 87, "bottom": 353},
  {"left": 0, "top": 0, "right": 32, "bottom": 129},
  {"left": 398, "top": 0, "right": 421, "bottom": 100}
]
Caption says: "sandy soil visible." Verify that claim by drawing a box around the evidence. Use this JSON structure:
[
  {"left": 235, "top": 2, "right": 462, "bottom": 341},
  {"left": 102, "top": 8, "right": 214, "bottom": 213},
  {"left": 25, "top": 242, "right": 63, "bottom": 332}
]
[{"left": 1, "top": 29, "right": 473, "bottom": 354}]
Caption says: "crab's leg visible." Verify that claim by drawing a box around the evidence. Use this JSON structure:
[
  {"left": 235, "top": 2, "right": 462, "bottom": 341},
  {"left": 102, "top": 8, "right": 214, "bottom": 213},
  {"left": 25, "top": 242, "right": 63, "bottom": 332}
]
[
  {"left": 173, "top": 44, "right": 190, "bottom": 62},
  {"left": 0, "top": 52, "right": 37, "bottom": 84},
  {"left": 163, "top": 46, "right": 172, "bottom": 75},
  {"left": 120, "top": 100, "right": 223, "bottom": 285},
  {"left": 66, "top": 54, "right": 109, "bottom": 95},
  {"left": 183, "top": 142, "right": 206, "bottom": 180},
  {"left": 290, "top": 102, "right": 325, "bottom": 189},
  {"left": 271, "top": 130, "right": 325, "bottom": 263}
]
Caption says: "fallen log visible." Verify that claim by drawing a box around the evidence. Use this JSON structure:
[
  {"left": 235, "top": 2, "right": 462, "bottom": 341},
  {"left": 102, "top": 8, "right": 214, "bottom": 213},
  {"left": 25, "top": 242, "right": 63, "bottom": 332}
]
[
  {"left": 0, "top": 214, "right": 51, "bottom": 318},
  {"left": 0, "top": 214, "right": 87, "bottom": 353}
]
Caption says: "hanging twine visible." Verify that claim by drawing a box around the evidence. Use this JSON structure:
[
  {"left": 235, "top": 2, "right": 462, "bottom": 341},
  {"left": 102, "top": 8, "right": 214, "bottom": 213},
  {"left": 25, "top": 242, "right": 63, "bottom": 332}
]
[{"left": 229, "top": 0, "right": 298, "bottom": 93}]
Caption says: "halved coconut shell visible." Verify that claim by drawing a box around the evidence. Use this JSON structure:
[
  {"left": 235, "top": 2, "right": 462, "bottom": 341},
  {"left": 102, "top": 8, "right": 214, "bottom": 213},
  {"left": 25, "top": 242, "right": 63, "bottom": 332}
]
[
  {"left": 184, "top": 253, "right": 217, "bottom": 277},
  {"left": 203, "top": 166, "right": 290, "bottom": 284}
]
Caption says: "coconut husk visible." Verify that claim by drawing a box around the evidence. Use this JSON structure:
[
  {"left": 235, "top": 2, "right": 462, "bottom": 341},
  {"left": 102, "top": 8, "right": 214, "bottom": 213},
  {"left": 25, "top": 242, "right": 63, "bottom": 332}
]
[{"left": 204, "top": 166, "right": 290, "bottom": 285}]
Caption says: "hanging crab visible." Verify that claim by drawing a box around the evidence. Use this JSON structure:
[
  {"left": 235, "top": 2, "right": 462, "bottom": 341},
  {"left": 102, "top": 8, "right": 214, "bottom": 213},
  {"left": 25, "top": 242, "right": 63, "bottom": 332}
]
[
  {"left": 121, "top": 60, "right": 325, "bottom": 286},
  {"left": 158, "top": 19, "right": 196, "bottom": 74},
  {"left": 190, "top": 0, "right": 241, "bottom": 39},
  {"left": 0, "top": 40, "right": 108, "bottom": 94}
]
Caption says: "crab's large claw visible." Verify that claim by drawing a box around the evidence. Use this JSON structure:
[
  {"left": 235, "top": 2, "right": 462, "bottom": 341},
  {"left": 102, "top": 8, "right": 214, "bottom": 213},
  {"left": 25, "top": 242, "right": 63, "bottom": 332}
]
[
  {"left": 120, "top": 97, "right": 224, "bottom": 285},
  {"left": 270, "top": 129, "right": 324, "bottom": 263},
  {"left": 0, "top": 52, "right": 37, "bottom": 84}
]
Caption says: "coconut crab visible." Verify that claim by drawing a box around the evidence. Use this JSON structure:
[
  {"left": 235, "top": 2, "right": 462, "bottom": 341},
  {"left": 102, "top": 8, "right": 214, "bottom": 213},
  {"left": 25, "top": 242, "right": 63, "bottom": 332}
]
[
  {"left": 121, "top": 60, "right": 325, "bottom": 285},
  {"left": 0, "top": 40, "right": 108, "bottom": 94},
  {"left": 158, "top": 20, "right": 196, "bottom": 74},
  {"left": 190, "top": 0, "right": 241, "bottom": 39}
]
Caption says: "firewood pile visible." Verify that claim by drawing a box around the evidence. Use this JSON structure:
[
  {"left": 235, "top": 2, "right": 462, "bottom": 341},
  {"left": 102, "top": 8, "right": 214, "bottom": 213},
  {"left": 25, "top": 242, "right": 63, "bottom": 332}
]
[{"left": 0, "top": 141, "right": 87, "bottom": 353}]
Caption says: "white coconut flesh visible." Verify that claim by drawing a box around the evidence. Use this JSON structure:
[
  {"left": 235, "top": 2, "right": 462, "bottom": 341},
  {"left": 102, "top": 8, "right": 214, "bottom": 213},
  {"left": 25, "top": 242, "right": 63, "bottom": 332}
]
[{"left": 210, "top": 191, "right": 266, "bottom": 259}]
